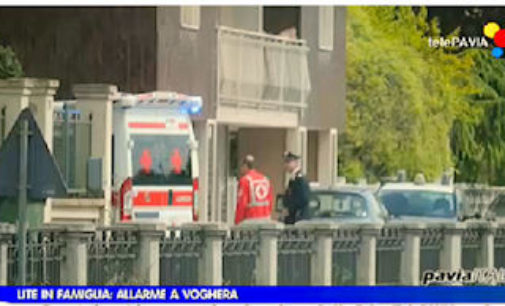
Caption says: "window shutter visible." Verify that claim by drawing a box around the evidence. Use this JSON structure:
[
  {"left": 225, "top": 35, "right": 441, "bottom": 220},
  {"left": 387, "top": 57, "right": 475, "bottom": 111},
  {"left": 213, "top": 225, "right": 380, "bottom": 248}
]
[
  {"left": 181, "top": 6, "right": 200, "bottom": 30},
  {"left": 318, "top": 6, "right": 334, "bottom": 51}
]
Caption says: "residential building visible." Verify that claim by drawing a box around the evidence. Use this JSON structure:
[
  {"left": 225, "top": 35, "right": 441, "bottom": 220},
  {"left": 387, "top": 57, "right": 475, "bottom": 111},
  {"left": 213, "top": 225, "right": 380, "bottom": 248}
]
[{"left": 0, "top": 6, "right": 346, "bottom": 223}]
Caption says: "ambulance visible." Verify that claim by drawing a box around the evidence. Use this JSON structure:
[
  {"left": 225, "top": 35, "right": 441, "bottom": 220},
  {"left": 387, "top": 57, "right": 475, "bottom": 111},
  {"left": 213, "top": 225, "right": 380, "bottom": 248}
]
[{"left": 111, "top": 91, "right": 201, "bottom": 225}]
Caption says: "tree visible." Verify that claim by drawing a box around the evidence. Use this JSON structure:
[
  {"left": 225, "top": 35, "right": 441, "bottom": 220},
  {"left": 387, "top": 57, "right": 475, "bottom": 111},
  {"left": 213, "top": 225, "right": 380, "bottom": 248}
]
[
  {"left": 0, "top": 43, "right": 22, "bottom": 79},
  {"left": 428, "top": 7, "right": 505, "bottom": 37},
  {"left": 340, "top": 7, "right": 476, "bottom": 182},
  {"left": 452, "top": 49, "right": 505, "bottom": 185}
]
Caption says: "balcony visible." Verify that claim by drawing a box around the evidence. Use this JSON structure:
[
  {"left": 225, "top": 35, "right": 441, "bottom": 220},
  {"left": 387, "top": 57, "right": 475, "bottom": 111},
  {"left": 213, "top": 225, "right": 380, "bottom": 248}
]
[{"left": 217, "top": 26, "right": 311, "bottom": 117}]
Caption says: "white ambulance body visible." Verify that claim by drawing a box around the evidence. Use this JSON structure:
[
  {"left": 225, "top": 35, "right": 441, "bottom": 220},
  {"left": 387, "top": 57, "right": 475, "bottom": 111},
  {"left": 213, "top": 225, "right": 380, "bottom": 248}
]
[{"left": 112, "top": 92, "right": 201, "bottom": 225}]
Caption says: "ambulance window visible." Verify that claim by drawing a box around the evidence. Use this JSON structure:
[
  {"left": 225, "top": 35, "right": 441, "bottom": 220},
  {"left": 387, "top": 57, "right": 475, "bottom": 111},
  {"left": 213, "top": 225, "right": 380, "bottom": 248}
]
[{"left": 131, "top": 135, "right": 192, "bottom": 185}]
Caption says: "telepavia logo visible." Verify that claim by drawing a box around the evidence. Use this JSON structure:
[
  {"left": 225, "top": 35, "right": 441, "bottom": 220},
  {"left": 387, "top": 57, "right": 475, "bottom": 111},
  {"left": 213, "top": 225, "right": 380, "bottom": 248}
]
[{"left": 483, "top": 22, "right": 505, "bottom": 58}]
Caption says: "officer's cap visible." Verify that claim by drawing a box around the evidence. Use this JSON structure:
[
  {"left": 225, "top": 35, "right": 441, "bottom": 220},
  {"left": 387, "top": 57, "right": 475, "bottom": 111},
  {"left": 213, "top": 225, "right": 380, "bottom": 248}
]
[{"left": 283, "top": 151, "right": 300, "bottom": 162}]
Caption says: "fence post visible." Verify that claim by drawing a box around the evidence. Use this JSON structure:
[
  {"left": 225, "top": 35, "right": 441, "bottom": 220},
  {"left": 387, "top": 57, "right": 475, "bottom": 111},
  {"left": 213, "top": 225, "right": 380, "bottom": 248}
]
[
  {"left": 0, "top": 224, "right": 15, "bottom": 286},
  {"left": 357, "top": 224, "right": 381, "bottom": 285},
  {"left": 0, "top": 78, "right": 31, "bottom": 140},
  {"left": 134, "top": 223, "right": 165, "bottom": 285},
  {"left": 478, "top": 222, "right": 496, "bottom": 269},
  {"left": 298, "top": 222, "right": 335, "bottom": 286},
  {"left": 198, "top": 223, "right": 227, "bottom": 285},
  {"left": 440, "top": 223, "right": 466, "bottom": 271},
  {"left": 28, "top": 79, "right": 59, "bottom": 151},
  {"left": 400, "top": 223, "right": 425, "bottom": 285},
  {"left": 73, "top": 84, "right": 118, "bottom": 225},
  {"left": 256, "top": 222, "right": 283, "bottom": 286},
  {"left": 60, "top": 224, "right": 95, "bottom": 285}
]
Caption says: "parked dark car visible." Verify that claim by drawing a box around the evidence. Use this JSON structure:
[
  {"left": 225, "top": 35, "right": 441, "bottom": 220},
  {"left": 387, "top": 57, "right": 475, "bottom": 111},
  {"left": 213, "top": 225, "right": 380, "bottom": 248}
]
[{"left": 277, "top": 184, "right": 387, "bottom": 225}]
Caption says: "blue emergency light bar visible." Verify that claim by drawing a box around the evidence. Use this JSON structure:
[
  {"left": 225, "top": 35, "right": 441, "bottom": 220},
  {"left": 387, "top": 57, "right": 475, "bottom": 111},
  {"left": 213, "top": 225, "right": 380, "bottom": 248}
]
[
  {"left": 177, "top": 97, "right": 203, "bottom": 115},
  {"left": 119, "top": 92, "right": 203, "bottom": 115}
]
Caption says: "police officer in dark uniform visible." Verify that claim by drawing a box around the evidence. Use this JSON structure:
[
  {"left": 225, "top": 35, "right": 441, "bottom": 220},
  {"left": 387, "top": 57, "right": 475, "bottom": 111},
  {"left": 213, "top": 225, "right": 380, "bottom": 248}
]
[{"left": 282, "top": 151, "right": 311, "bottom": 224}]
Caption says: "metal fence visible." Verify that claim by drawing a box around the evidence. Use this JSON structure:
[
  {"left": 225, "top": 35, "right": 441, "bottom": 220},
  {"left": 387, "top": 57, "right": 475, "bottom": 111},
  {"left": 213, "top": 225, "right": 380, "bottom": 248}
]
[
  {"left": 7, "top": 228, "right": 64, "bottom": 285},
  {"left": 332, "top": 227, "right": 360, "bottom": 285},
  {"left": 420, "top": 227, "right": 443, "bottom": 277},
  {"left": 53, "top": 105, "right": 92, "bottom": 192},
  {"left": 87, "top": 227, "right": 138, "bottom": 285},
  {"left": 223, "top": 228, "right": 258, "bottom": 285},
  {"left": 277, "top": 227, "right": 312, "bottom": 285},
  {"left": 462, "top": 226, "right": 482, "bottom": 270},
  {"left": 376, "top": 227, "right": 403, "bottom": 285},
  {"left": 159, "top": 228, "right": 201, "bottom": 285},
  {"left": 495, "top": 227, "right": 505, "bottom": 269},
  {"left": 4, "top": 222, "right": 505, "bottom": 286}
]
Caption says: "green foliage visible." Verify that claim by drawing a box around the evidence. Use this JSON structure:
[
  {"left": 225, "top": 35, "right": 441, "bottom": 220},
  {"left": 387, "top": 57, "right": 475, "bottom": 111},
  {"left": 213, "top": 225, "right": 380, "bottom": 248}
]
[
  {"left": 452, "top": 49, "right": 505, "bottom": 185},
  {"left": 0, "top": 44, "right": 22, "bottom": 79},
  {"left": 340, "top": 7, "right": 476, "bottom": 183}
]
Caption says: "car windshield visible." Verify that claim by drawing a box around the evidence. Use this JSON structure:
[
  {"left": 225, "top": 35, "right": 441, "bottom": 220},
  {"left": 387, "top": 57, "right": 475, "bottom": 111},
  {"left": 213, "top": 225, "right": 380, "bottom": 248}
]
[
  {"left": 131, "top": 134, "right": 192, "bottom": 186},
  {"left": 309, "top": 192, "right": 368, "bottom": 219},
  {"left": 378, "top": 189, "right": 456, "bottom": 218}
]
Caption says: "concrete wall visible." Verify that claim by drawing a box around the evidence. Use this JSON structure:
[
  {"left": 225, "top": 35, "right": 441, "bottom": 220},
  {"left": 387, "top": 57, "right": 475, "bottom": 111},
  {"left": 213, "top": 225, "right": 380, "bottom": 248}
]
[
  {"left": 301, "top": 7, "right": 347, "bottom": 131},
  {"left": 0, "top": 8, "right": 157, "bottom": 98},
  {"left": 237, "top": 128, "right": 286, "bottom": 197}
]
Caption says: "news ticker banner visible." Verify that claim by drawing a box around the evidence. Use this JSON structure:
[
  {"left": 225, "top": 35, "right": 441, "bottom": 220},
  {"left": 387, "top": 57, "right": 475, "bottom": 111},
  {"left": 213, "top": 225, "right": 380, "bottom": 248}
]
[{"left": 5, "top": 287, "right": 505, "bottom": 303}]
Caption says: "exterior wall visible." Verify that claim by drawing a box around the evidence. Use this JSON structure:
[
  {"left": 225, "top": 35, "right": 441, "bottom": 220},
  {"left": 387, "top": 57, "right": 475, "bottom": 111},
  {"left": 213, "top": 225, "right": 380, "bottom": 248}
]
[
  {"left": 300, "top": 7, "right": 347, "bottom": 131},
  {"left": 156, "top": 7, "right": 219, "bottom": 120},
  {"left": 0, "top": 8, "right": 157, "bottom": 98},
  {"left": 220, "top": 6, "right": 262, "bottom": 31},
  {"left": 237, "top": 128, "right": 286, "bottom": 198}
]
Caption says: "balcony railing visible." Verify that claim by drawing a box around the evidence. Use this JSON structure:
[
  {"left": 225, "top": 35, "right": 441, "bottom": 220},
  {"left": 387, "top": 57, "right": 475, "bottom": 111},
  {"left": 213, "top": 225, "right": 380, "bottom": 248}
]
[{"left": 217, "top": 26, "right": 311, "bottom": 113}]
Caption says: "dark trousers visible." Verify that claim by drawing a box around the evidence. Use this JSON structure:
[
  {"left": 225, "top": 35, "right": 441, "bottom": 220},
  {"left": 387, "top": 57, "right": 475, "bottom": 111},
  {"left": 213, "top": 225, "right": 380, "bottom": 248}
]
[{"left": 284, "top": 206, "right": 308, "bottom": 224}]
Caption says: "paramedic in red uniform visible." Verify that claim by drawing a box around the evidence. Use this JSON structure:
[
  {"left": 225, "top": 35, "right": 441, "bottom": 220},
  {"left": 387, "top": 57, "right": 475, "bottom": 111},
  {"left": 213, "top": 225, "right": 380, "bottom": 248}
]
[{"left": 235, "top": 155, "right": 273, "bottom": 224}]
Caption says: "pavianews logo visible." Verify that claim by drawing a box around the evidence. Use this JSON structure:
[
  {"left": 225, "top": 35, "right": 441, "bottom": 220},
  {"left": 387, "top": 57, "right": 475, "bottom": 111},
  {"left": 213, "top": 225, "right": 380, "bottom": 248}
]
[{"left": 422, "top": 268, "right": 505, "bottom": 285}]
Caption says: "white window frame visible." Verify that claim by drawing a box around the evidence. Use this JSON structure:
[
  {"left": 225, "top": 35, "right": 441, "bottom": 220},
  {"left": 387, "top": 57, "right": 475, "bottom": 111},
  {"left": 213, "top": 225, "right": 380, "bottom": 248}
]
[
  {"left": 180, "top": 6, "right": 201, "bottom": 30},
  {"left": 318, "top": 6, "right": 334, "bottom": 51}
]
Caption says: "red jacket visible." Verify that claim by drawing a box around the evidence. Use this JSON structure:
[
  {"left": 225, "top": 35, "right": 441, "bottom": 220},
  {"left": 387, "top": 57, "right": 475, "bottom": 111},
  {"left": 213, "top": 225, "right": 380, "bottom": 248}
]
[{"left": 235, "top": 169, "right": 273, "bottom": 224}]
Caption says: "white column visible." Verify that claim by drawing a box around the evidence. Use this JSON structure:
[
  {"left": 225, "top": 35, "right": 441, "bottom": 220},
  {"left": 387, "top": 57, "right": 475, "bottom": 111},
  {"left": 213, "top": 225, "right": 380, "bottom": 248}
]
[
  {"left": 0, "top": 78, "right": 59, "bottom": 148},
  {"left": 60, "top": 224, "right": 95, "bottom": 285},
  {"left": 216, "top": 125, "right": 228, "bottom": 222},
  {"left": 194, "top": 120, "right": 218, "bottom": 222},
  {"left": 0, "top": 78, "right": 32, "bottom": 142},
  {"left": 317, "top": 128, "right": 338, "bottom": 185},
  {"left": 28, "top": 79, "right": 59, "bottom": 151},
  {"left": 400, "top": 223, "right": 424, "bottom": 285},
  {"left": 256, "top": 222, "right": 283, "bottom": 285},
  {"left": 73, "top": 84, "right": 118, "bottom": 225},
  {"left": 440, "top": 223, "right": 465, "bottom": 271},
  {"left": 357, "top": 224, "right": 381, "bottom": 285},
  {"left": 197, "top": 223, "right": 227, "bottom": 285},
  {"left": 134, "top": 223, "right": 165, "bottom": 285},
  {"left": 307, "top": 223, "right": 335, "bottom": 286}
]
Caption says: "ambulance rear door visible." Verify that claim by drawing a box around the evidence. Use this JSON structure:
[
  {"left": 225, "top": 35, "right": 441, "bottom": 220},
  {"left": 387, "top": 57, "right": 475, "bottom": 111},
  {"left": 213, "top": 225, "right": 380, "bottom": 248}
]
[{"left": 126, "top": 108, "right": 196, "bottom": 225}]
